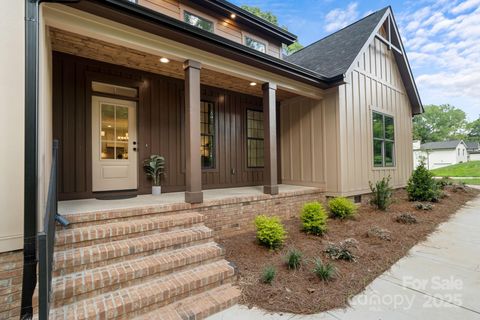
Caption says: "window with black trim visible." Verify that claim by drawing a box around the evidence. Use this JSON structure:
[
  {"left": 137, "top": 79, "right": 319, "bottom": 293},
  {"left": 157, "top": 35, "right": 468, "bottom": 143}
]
[
  {"left": 245, "top": 36, "right": 266, "bottom": 53},
  {"left": 201, "top": 101, "right": 215, "bottom": 169},
  {"left": 184, "top": 11, "right": 214, "bottom": 32},
  {"left": 247, "top": 109, "right": 264, "bottom": 168},
  {"left": 372, "top": 111, "right": 395, "bottom": 167}
]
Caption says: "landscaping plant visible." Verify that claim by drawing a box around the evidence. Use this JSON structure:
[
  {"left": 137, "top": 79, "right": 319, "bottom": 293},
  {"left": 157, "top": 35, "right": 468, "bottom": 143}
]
[
  {"left": 300, "top": 201, "right": 328, "bottom": 235},
  {"left": 414, "top": 203, "right": 434, "bottom": 211},
  {"left": 285, "top": 248, "right": 303, "bottom": 270},
  {"left": 325, "top": 238, "right": 358, "bottom": 261},
  {"left": 369, "top": 176, "right": 393, "bottom": 211},
  {"left": 366, "top": 226, "right": 392, "bottom": 241},
  {"left": 143, "top": 155, "right": 165, "bottom": 186},
  {"left": 395, "top": 213, "right": 418, "bottom": 224},
  {"left": 261, "top": 266, "right": 277, "bottom": 284},
  {"left": 328, "top": 197, "right": 357, "bottom": 219},
  {"left": 254, "top": 215, "right": 287, "bottom": 249},
  {"left": 313, "top": 258, "right": 337, "bottom": 281},
  {"left": 437, "top": 177, "right": 453, "bottom": 189},
  {"left": 406, "top": 160, "right": 440, "bottom": 202}
]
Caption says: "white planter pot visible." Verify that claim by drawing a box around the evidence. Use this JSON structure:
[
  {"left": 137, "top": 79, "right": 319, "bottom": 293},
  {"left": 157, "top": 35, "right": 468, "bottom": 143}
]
[{"left": 152, "top": 186, "right": 161, "bottom": 196}]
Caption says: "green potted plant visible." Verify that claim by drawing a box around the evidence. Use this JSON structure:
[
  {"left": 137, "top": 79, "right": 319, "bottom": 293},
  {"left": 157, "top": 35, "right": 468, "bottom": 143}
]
[{"left": 143, "top": 155, "right": 165, "bottom": 195}]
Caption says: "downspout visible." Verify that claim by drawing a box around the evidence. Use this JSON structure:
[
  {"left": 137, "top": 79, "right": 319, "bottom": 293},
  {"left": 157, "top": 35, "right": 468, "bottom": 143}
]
[{"left": 21, "top": 1, "right": 78, "bottom": 319}]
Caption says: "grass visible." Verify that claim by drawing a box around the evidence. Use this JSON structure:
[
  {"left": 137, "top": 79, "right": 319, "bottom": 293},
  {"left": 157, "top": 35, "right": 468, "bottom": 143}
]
[
  {"left": 452, "top": 178, "right": 480, "bottom": 185},
  {"left": 431, "top": 161, "right": 480, "bottom": 177}
]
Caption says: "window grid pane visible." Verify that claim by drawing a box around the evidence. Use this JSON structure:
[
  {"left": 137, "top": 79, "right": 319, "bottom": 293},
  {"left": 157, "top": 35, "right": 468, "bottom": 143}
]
[
  {"left": 372, "top": 111, "right": 395, "bottom": 167},
  {"left": 201, "top": 101, "right": 215, "bottom": 169},
  {"left": 184, "top": 11, "right": 214, "bottom": 32},
  {"left": 247, "top": 110, "right": 264, "bottom": 168},
  {"left": 245, "top": 36, "right": 266, "bottom": 53}
]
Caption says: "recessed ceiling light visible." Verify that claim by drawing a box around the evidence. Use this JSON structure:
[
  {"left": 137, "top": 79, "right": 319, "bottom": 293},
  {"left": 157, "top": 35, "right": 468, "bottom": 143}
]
[
  {"left": 230, "top": 13, "right": 236, "bottom": 19},
  {"left": 249, "top": 82, "right": 257, "bottom": 86},
  {"left": 159, "top": 57, "right": 170, "bottom": 63}
]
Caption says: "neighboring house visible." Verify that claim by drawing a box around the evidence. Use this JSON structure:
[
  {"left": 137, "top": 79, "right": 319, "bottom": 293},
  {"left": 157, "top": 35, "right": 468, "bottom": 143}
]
[
  {"left": 0, "top": 1, "right": 422, "bottom": 319},
  {"left": 414, "top": 140, "right": 468, "bottom": 170},
  {"left": 466, "top": 141, "right": 480, "bottom": 161}
]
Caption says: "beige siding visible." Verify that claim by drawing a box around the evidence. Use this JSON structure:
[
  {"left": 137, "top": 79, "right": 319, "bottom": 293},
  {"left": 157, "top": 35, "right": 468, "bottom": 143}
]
[
  {"left": 138, "top": 0, "right": 282, "bottom": 58},
  {"left": 0, "top": 0, "right": 24, "bottom": 252},
  {"left": 323, "top": 89, "right": 341, "bottom": 193},
  {"left": 280, "top": 96, "right": 325, "bottom": 188},
  {"left": 335, "top": 33, "right": 413, "bottom": 195}
]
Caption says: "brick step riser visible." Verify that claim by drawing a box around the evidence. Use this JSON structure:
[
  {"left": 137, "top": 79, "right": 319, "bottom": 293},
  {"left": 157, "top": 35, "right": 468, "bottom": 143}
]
[
  {"left": 50, "top": 251, "right": 225, "bottom": 308},
  {"left": 110, "top": 274, "right": 235, "bottom": 320},
  {"left": 53, "top": 236, "right": 213, "bottom": 277},
  {"left": 55, "top": 220, "right": 205, "bottom": 251}
]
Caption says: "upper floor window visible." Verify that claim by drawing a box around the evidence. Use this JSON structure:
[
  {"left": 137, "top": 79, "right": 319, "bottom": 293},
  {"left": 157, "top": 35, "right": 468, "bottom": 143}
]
[
  {"left": 247, "top": 109, "right": 264, "bottom": 168},
  {"left": 201, "top": 101, "right": 215, "bottom": 169},
  {"left": 245, "top": 36, "right": 266, "bottom": 53},
  {"left": 372, "top": 111, "right": 395, "bottom": 167},
  {"left": 184, "top": 11, "right": 214, "bottom": 33}
]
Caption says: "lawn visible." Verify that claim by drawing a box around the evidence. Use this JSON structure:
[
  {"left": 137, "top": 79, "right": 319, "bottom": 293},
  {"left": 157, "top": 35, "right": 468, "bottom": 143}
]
[
  {"left": 431, "top": 161, "right": 480, "bottom": 177},
  {"left": 452, "top": 178, "right": 480, "bottom": 185}
]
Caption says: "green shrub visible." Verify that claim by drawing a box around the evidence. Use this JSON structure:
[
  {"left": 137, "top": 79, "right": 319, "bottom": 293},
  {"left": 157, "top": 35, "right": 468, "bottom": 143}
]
[
  {"left": 437, "top": 177, "right": 453, "bottom": 189},
  {"left": 328, "top": 197, "right": 357, "bottom": 219},
  {"left": 254, "top": 215, "right": 287, "bottom": 249},
  {"left": 369, "top": 176, "right": 393, "bottom": 211},
  {"left": 285, "top": 248, "right": 303, "bottom": 270},
  {"left": 261, "top": 266, "right": 276, "bottom": 284},
  {"left": 406, "top": 161, "right": 440, "bottom": 202},
  {"left": 325, "top": 238, "right": 358, "bottom": 262},
  {"left": 300, "top": 202, "right": 328, "bottom": 235},
  {"left": 312, "top": 258, "right": 337, "bottom": 281}
]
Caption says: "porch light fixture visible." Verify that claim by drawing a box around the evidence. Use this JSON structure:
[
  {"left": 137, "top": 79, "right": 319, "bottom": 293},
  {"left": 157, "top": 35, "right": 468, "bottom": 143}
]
[
  {"left": 230, "top": 13, "right": 236, "bottom": 19},
  {"left": 249, "top": 82, "right": 257, "bottom": 86},
  {"left": 159, "top": 57, "right": 170, "bottom": 63}
]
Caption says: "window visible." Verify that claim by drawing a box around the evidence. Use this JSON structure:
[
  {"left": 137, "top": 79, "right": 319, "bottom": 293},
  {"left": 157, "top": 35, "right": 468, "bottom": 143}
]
[
  {"left": 245, "top": 36, "right": 266, "bottom": 53},
  {"left": 184, "top": 11, "right": 214, "bottom": 32},
  {"left": 201, "top": 101, "right": 215, "bottom": 169},
  {"left": 372, "top": 111, "right": 395, "bottom": 167},
  {"left": 247, "top": 109, "right": 264, "bottom": 168}
]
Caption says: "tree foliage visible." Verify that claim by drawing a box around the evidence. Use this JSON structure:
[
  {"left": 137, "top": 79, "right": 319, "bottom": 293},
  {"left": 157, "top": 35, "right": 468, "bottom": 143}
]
[
  {"left": 240, "top": 5, "right": 303, "bottom": 56},
  {"left": 413, "top": 104, "right": 467, "bottom": 143},
  {"left": 467, "top": 117, "right": 480, "bottom": 142}
]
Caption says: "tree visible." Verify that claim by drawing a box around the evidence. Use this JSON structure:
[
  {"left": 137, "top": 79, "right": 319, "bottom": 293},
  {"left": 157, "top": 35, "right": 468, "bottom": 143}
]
[
  {"left": 413, "top": 104, "right": 467, "bottom": 143},
  {"left": 240, "top": 5, "right": 303, "bottom": 56},
  {"left": 467, "top": 117, "right": 480, "bottom": 142}
]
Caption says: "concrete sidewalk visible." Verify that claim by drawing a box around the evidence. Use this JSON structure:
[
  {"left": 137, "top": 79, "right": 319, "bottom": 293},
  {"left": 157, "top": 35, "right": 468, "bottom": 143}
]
[{"left": 208, "top": 195, "right": 480, "bottom": 320}]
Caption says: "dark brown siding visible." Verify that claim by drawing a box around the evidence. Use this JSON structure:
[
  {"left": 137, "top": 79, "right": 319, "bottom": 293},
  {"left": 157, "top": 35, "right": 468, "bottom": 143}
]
[{"left": 53, "top": 52, "right": 265, "bottom": 200}]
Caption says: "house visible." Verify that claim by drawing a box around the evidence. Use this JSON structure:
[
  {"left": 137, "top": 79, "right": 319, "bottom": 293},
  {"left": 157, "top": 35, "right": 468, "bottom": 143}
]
[
  {"left": 0, "top": 1, "right": 422, "bottom": 319},
  {"left": 414, "top": 140, "right": 468, "bottom": 170},
  {"left": 466, "top": 142, "right": 480, "bottom": 161}
]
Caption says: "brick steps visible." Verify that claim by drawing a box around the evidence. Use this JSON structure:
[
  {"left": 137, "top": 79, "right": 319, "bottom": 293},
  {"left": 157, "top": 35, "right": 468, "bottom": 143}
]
[
  {"left": 50, "top": 243, "right": 224, "bottom": 308},
  {"left": 53, "top": 225, "right": 213, "bottom": 276},
  {"left": 47, "top": 260, "right": 236, "bottom": 320},
  {"left": 55, "top": 212, "right": 204, "bottom": 250},
  {"left": 132, "top": 284, "right": 241, "bottom": 320}
]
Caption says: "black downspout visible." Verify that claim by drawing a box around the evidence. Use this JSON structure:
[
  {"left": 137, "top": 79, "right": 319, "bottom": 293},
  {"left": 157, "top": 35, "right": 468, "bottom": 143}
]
[{"left": 21, "top": 1, "right": 79, "bottom": 319}]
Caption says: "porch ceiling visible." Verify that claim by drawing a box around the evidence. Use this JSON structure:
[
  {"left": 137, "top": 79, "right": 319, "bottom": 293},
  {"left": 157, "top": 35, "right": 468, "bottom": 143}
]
[{"left": 49, "top": 27, "right": 297, "bottom": 101}]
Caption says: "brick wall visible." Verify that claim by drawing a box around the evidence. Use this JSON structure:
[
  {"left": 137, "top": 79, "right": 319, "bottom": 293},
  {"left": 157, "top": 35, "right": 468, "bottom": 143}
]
[
  {"left": 0, "top": 250, "right": 23, "bottom": 320},
  {"left": 196, "top": 189, "right": 326, "bottom": 239}
]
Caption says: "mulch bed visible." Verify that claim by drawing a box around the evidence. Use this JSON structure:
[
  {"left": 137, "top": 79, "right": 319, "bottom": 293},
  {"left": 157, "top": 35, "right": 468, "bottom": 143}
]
[{"left": 219, "top": 186, "right": 480, "bottom": 314}]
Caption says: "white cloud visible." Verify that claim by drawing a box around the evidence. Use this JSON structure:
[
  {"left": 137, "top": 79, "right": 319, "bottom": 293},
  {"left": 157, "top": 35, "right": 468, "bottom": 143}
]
[
  {"left": 451, "top": 0, "right": 480, "bottom": 14},
  {"left": 324, "top": 2, "right": 359, "bottom": 32}
]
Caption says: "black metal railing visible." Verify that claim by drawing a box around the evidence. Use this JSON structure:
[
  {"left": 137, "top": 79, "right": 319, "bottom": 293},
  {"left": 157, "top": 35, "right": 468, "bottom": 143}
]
[{"left": 37, "top": 140, "right": 59, "bottom": 320}]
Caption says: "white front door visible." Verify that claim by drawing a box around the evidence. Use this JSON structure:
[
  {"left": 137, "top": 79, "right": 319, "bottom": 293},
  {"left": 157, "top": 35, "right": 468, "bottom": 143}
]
[{"left": 92, "top": 96, "right": 137, "bottom": 192}]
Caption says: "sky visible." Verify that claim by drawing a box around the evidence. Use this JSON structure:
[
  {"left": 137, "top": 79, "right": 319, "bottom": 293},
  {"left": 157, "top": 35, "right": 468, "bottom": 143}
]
[{"left": 230, "top": 0, "right": 480, "bottom": 121}]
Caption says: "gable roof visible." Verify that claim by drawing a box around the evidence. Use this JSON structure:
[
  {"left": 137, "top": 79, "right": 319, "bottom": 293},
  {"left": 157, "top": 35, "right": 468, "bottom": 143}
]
[
  {"left": 465, "top": 141, "right": 480, "bottom": 150},
  {"left": 285, "top": 8, "right": 388, "bottom": 78},
  {"left": 421, "top": 140, "right": 464, "bottom": 150},
  {"left": 285, "top": 7, "right": 423, "bottom": 115}
]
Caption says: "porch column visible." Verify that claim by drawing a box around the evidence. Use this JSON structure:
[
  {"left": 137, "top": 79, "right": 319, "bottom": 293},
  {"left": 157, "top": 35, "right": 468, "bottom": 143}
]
[
  {"left": 184, "top": 60, "right": 203, "bottom": 203},
  {"left": 262, "top": 82, "right": 278, "bottom": 195}
]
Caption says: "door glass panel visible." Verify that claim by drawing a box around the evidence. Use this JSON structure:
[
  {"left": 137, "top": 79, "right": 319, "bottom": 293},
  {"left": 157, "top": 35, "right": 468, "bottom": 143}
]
[{"left": 100, "top": 103, "right": 129, "bottom": 160}]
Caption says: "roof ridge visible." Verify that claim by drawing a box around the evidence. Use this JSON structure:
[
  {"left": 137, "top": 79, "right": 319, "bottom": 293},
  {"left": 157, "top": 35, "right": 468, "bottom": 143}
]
[{"left": 287, "top": 6, "right": 390, "bottom": 57}]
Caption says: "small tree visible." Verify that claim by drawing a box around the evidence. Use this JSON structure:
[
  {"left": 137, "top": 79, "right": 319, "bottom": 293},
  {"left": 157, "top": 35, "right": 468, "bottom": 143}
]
[
  {"left": 406, "top": 160, "right": 440, "bottom": 202},
  {"left": 369, "top": 176, "right": 393, "bottom": 211}
]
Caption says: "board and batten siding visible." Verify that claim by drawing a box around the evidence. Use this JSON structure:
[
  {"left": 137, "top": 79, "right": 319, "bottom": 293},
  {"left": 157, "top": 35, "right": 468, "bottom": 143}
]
[
  {"left": 335, "top": 32, "right": 414, "bottom": 196},
  {"left": 280, "top": 96, "right": 326, "bottom": 189}
]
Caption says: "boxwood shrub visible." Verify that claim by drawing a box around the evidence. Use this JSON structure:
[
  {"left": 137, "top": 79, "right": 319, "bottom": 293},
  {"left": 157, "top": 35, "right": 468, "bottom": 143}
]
[
  {"left": 254, "top": 215, "right": 287, "bottom": 249},
  {"left": 328, "top": 197, "right": 357, "bottom": 219},
  {"left": 300, "top": 202, "right": 328, "bottom": 235}
]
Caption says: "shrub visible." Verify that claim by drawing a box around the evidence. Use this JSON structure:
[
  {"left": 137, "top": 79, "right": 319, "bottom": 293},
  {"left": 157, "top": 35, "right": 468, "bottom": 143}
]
[
  {"left": 406, "top": 161, "right": 440, "bottom": 202},
  {"left": 300, "top": 202, "right": 328, "bottom": 235},
  {"left": 437, "top": 177, "right": 453, "bottom": 189},
  {"left": 254, "top": 215, "right": 287, "bottom": 249},
  {"left": 313, "top": 258, "right": 337, "bottom": 281},
  {"left": 285, "top": 248, "right": 303, "bottom": 270},
  {"left": 261, "top": 266, "right": 276, "bottom": 284},
  {"left": 366, "top": 226, "right": 391, "bottom": 241},
  {"left": 325, "top": 238, "right": 358, "bottom": 261},
  {"left": 369, "top": 176, "right": 393, "bottom": 211},
  {"left": 328, "top": 197, "right": 357, "bottom": 219},
  {"left": 395, "top": 213, "right": 417, "bottom": 224},
  {"left": 414, "top": 203, "right": 433, "bottom": 211}
]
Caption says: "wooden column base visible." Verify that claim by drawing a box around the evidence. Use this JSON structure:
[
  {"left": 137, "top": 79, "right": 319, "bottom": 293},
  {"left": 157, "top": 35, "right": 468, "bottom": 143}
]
[
  {"left": 263, "top": 185, "right": 279, "bottom": 195},
  {"left": 185, "top": 191, "right": 203, "bottom": 204}
]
